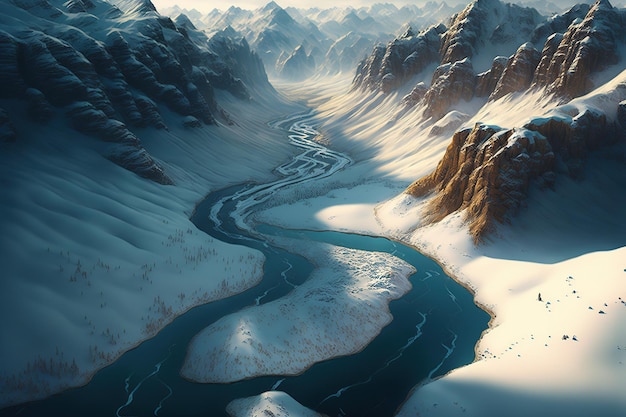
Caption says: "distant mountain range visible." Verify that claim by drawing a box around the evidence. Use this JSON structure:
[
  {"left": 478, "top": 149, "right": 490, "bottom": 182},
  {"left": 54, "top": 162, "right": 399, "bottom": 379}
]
[{"left": 159, "top": 1, "right": 464, "bottom": 79}]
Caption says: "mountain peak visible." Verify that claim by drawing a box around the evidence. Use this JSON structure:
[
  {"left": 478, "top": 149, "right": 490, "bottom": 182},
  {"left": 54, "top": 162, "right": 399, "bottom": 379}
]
[
  {"left": 594, "top": 0, "right": 614, "bottom": 8},
  {"left": 400, "top": 26, "right": 415, "bottom": 39},
  {"left": 109, "top": 0, "right": 157, "bottom": 15},
  {"left": 269, "top": 7, "right": 295, "bottom": 27},
  {"left": 262, "top": 1, "right": 282, "bottom": 13},
  {"left": 587, "top": 0, "right": 616, "bottom": 18}
]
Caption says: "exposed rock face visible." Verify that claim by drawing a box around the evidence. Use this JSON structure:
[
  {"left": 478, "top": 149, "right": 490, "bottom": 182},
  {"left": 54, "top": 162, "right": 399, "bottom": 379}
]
[
  {"left": 402, "top": 82, "right": 428, "bottom": 107},
  {"left": 25, "top": 88, "right": 54, "bottom": 123},
  {"left": 353, "top": 0, "right": 624, "bottom": 108},
  {"left": 0, "top": 0, "right": 272, "bottom": 183},
  {"left": 0, "top": 31, "right": 27, "bottom": 97},
  {"left": 529, "top": 3, "right": 590, "bottom": 45},
  {"left": 408, "top": 123, "right": 556, "bottom": 241},
  {"left": 208, "top": 28, "right": 270, "bottom": 93},
  {"left": 276, "top": 45, "right": 316, "bottom": 81},
  {"left": 475, "top": 56, "right": 508, "bottom": 98},
  {"left": 489, "top": 43, "right": 540, "bottom": 101},
  {"left": 439, "top": 0, "right": 541, "bottom": 65},
  {"left": 523, "top": 108, "right": 619, "bottom": 177},
  {"left": 532, "top": 0, "right": 626, "bottom": 98},
  {"left": 108, "top": 144, "right": 173, "bottom": 184},
  {"left": 21, "top": 36, "right": 90, "bottom": 106},
  {"left": 407, "top": 99, "right": 624, "bottom": 242},
  {"left": 353, "top": 25, "right": 444, "bottom": 92},
  {"left": 531, "top": 33, "right": 564, "bottom": 89},
  {"left": 183, "top": 115, "right": 202, "bottom": 128},
  {"left": 422, "top": 58, "right": 476, "bottom": 119}
]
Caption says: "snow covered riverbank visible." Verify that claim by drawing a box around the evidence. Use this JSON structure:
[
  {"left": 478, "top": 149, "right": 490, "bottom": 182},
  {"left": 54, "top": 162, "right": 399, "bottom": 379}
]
[{"left": 181, "top": 238, "right": 414, "bottom": 383}]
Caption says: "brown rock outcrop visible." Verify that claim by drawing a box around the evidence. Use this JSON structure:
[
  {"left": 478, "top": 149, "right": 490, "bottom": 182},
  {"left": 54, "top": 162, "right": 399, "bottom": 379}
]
[
  {"left": 489, "top": 43, "right": 540, "bottom": 101},
  {"left": 407, "top": 123, "right": 555, "bottom": 241},
  {"left": 532, "top": 0, "right": 625, "bottom": 98},
  {"left": 422, "top": 58, "right": 476, "bottom": 120},
  {"left": 406, "top": 100, "right": 622, "bottom": 242},
  {"left": 475, "top": 56, "right": 508, "bottom": 98}
]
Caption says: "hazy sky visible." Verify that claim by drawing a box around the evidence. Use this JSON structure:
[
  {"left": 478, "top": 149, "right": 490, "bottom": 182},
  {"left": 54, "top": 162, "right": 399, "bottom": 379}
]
[{"left": 150, "top": 0, "right": 433, "bottom": 13}]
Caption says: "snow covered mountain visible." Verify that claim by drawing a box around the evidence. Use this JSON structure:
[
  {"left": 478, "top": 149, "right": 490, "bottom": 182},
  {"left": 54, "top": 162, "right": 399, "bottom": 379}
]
[
  {"left": 0, "top": 0, "right": 271, "bottom": 183},
  {"left": 350, "top": 0, "right": 626, "bottom": 242},
  {"left": 2, "top": 0, "right": 625, "bottom": 414},
  {"left": 163, "top": 1, "right": 329, "bottom": 80},
  {"left": 160, "top": 2, "right": 464, "bottom": 79}
]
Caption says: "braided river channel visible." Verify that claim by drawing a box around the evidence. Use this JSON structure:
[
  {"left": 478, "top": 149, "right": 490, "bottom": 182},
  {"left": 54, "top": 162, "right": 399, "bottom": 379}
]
[{"left": 1, "top": 112, "right": 489, "bottom": 417}]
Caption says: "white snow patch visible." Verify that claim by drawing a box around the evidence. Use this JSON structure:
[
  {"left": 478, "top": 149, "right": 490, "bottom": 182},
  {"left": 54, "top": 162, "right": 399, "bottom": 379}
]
[
  {"left": 226, "top": 391, "right": 323, "bottom": 417},
  {"left": 181, "top": 242, "right": 414, "bottom": 383}
]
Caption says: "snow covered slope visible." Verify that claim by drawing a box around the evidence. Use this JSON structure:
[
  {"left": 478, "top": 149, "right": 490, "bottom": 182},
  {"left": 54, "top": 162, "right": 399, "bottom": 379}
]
[
  {"left": 0, "top": 0, "right": 300, "bottom": 407},
  {"left": 0, "top": 0, "right": 274, "bottom": 182}
]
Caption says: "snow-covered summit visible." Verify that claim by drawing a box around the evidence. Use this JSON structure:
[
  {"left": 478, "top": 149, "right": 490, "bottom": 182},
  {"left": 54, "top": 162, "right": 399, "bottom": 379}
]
[{"left": 161, "top": 2, "right": 460, "bottom": 80}]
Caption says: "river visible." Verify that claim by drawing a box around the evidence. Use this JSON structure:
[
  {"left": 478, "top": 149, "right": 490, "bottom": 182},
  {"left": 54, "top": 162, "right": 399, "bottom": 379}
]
[{"left": 0, "top": 112, "right": 489, "bottom": 417}]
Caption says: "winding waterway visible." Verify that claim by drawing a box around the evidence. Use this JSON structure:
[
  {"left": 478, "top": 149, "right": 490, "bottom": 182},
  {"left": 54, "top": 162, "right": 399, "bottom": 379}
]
[{"left": 0, "top": 112, "right": 489, "bottom": 417}]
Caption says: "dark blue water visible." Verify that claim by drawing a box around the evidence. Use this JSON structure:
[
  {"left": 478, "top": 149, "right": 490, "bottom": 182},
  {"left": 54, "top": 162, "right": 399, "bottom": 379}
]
[{"left": 0, "top": 114, "right": 489, "bottom": 417}]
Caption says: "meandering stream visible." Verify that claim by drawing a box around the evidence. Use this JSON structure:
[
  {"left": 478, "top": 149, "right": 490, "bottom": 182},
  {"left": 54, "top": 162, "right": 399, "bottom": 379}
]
[{"left": 1, "top": 112, "right": 489, "bottom": 417}]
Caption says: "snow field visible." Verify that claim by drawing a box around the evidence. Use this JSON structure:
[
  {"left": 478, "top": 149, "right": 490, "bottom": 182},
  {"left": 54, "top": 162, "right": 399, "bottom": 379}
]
[
  {"left": 226, "top": 390, "right": 324, "bottom": 417},
  {"left": 181, "top": 240, "right": 414, "bottom": 383}
]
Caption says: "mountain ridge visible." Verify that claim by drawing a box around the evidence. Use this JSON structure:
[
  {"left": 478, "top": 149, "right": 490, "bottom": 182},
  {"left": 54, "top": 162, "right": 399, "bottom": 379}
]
[
  {"left": 0, "top": 0, "right": 272, "bottom": 183},
  {"left": 398, "top": 0, "right": 626, "bottom": 242}
]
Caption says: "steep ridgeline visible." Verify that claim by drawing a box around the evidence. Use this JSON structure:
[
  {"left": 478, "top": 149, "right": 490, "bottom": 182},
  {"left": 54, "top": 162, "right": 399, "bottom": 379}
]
[
  {"left": 163, "top": 2, "right": 463, "bottom": 80},
  {"left": 531, "top": 0, "right": 624, "bottom": 98},
  {"left": 353, "top": 0, "right": 543, "bottom": 95},
  {"left": 353, "top": 25, "right": 445, "bottom": 93},
  {"left": 404, "top": 0, "right": 626, "bottom": 242},
  {"left": 0, "top": 0, "right": 269, "bottom": 183},
  {"left": 171, "top": 1, "right": 329, "bottom": 80},
  {"left": 353, "top": 0, "right": 624, "bottom": 118}
]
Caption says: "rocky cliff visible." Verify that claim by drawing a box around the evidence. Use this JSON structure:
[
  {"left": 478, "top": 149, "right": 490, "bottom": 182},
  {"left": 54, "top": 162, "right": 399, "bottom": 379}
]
[
  {"left": 0, "top": 0, "right": 270, "bottom": 183},
  {"left": 439, "top": 0, "right": 541, "bottom": 65},
  {"left": 531, "top": 0, "right": 626, "bottom": 98},
  {"left": 407, "top": 85, "right": 626, "bottom": 242},
  {"left": 402, "top": 0, "right": 626, "bottom": 242},
  {"left": 352, "top": 25, "right": 445, "bottom": 92},
  {"left": 354, "top": 0, "right": 542, "bottom": 95},
  {"left": 355, "top": 0, "right": 625, "bottom": 116}
]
